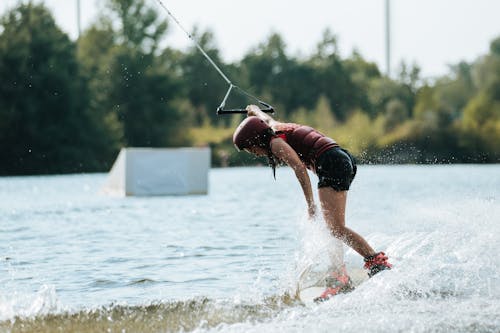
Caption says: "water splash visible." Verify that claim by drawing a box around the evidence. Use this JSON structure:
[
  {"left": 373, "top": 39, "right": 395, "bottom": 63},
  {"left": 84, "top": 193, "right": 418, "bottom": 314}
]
[
  {"left": 0, "top": 284, "right": 61, "bottom": 322},
  {"left": 0, "top": 297, "right": 295, "bottom": 333},
  {"left": 1, "top": 167, "right": 498, "bottom": 332}
]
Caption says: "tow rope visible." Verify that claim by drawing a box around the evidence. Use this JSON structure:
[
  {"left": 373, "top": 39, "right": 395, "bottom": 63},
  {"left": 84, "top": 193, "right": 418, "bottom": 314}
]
[{"left": 154, "top": 0, "right": 275, "bottom": 115}]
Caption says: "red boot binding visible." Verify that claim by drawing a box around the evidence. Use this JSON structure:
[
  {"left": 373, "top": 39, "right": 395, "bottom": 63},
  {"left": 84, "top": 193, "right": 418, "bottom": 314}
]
[
  {"left": 314, "top": 266, "right": 354, "bottom": 302},
  {"left": 364, "top": 252, "right": 392, "bottom": 277}
]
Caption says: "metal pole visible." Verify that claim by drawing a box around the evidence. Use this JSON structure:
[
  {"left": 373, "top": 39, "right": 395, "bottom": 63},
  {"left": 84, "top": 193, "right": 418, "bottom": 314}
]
[
  {"left": 385, "top": 0, "right": 391, "bottom": 77},
  {"left": 76, "top": 0, "right": 81, "bottom": 38}
]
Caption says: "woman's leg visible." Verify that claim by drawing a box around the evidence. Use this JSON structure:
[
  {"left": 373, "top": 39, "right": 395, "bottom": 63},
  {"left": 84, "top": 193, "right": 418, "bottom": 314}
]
[{"left": 318, "top": 187, "right": 376, "bottom": 258}]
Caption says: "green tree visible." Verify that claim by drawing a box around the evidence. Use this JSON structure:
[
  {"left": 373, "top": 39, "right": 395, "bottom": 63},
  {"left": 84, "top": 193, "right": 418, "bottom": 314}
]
[
  {"left": 402, "top": 84, "right": 458, "bottom": 162},
  {"left": 106, "top": 0, "right": 167, "bottom": 54},
  {"left": 179, "top": 27, "right": 229, "bottom": 126},
  {"left": 77, "top": 22, "right": 123, "bottom": 161},
  {"left": 241, "top": 33, "right": 319, "bottom": 118},
  {"left": 457, "top": 37, "right": 500, "bottom": 161},
  {"left": 343, "top": 50, "right": 381, "bottom": 116},
  {"left": 243, "top": 32, "right": 289, "bottom": 96},
  {"left": 460, "top": 80, "right": 500, "bottom": 161},
  {"left": 368, "top": 76, "right": 414, "bottom": 118},
  {"left": 308, "top": 29, "right": 358, "bottom": 120},
  {"left": 0, "top": 3, "right": 111, "bottom": 174},
  {"left": 98, "top": 0, "right": 188, "bottom": 147},
  {"left": 242, "top": 33, "right": 288, "bottom": 115},
  {"left": 436, "top": 61, "right": 475, "bottom": 117},
  {"left": 473, "top": 36, "right": 500, "bottom": 93},
  {"left": 310, "top": 95, "right": 337, "bottom": 132},
  {"left": 383, "top": 98, "right": 409, "bottom": 131}
]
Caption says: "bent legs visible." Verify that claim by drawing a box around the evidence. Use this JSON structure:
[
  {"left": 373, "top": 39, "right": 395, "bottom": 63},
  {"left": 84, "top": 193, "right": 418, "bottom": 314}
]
[{"left": 318, "top": 187, "right": 375, "bottom": 258}]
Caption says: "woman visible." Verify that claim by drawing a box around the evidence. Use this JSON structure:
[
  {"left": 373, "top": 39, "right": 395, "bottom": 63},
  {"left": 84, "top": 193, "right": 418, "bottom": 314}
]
[{"left": 233, "top": 105, "right": 392, "bottom": 301}]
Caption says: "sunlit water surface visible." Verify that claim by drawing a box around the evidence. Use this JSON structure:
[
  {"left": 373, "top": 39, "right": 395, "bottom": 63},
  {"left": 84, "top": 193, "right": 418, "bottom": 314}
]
[{"left": 1, "top": 165, "right": 499, "bottom": 332}]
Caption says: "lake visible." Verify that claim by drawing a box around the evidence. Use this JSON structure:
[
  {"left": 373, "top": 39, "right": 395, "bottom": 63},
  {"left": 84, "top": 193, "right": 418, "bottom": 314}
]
[{"left": 1, "top": 165, "right": 499, "bottom": 332}]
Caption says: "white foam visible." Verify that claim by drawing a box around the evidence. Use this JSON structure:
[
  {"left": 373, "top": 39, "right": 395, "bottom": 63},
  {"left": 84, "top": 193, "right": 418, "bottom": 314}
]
[{"left": 0, "top": 284, "right": 62, "bottom": 321}]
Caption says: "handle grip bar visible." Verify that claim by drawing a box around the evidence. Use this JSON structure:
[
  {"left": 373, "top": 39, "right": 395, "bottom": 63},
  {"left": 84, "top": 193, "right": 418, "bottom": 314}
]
[{"left": 216, "top": 101, "right": 274, "bottom": 115}]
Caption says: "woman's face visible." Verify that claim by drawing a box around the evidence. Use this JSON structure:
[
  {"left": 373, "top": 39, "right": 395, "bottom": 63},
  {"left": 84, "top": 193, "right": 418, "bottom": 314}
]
[{"left": 244, "top": 146, "right": 267, "bottom": 157}]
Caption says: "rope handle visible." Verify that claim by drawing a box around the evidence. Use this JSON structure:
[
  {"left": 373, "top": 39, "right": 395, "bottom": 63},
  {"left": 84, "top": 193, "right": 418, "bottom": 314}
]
[
  {"left": 216, "top": 101, "right": 274, "bottom": 115},
  {"left": 216, "top": 84, "right": 274, "bottom": 115},
  {"left": 154, "top": 0, "right": 274, "bottom": 116}
]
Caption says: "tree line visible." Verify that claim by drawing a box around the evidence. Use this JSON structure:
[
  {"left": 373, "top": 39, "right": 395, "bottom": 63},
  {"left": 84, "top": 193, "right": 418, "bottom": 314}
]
[{"left": 0, "top": 0, "right": 498, "bottom": 175}]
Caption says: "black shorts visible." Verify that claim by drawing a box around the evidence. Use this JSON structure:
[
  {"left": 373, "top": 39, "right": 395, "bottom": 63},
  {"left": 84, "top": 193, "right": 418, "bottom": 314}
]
[{"left": 315, "top": 147, "right": 357, "bottom": 191}]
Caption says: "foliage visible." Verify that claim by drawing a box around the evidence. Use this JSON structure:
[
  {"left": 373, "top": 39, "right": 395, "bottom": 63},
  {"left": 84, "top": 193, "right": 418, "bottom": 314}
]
[
  {"left": 79, "top": 0, "right": 189, "bottom": 148},
  {"left": 0, "top": 3, "right": 110, "bottom": 174},
  {"left": 0, "top": 1, "right": 498, "bottom": 175},
  {"left": 179, "top": 27, "right": 229, "bottom": 126}
]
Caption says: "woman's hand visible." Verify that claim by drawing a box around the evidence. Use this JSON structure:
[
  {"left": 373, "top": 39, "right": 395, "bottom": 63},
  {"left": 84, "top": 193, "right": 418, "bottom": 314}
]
[
  {"left": 308, "top": 203, "right": 317, "bottom": 220},
  {"left": 246, "top": 104, "right": 261, "bottom": 116},
  {"left": 246, "top": 104, "right": 276, "bottom": 126}
]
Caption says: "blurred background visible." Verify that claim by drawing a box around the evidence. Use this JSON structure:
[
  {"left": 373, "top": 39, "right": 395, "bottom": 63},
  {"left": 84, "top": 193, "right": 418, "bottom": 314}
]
[{"left": 0, "top": 0, "right": 499, "bottom": 175}]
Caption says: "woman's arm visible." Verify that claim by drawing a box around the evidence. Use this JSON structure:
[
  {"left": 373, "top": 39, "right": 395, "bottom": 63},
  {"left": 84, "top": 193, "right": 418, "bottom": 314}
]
[{"left": 270, "top": 137, "right": 316, "bottom": 218}]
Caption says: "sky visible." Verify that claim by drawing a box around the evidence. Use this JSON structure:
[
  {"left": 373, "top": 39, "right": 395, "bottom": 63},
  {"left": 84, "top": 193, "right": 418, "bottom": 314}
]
[{"left": 1, "top": 0, "right": 499, "bottom": 79}]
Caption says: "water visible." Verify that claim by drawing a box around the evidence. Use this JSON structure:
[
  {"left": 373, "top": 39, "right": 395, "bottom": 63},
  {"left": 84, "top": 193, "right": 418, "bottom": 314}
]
[{"left": 0, "top": 165, "right": 499, "bottom": 332}]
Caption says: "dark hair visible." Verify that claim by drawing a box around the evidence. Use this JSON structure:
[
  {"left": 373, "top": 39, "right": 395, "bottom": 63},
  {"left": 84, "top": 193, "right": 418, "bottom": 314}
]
[
  {"left": 233, "top": 117, "right": 279, "bottom": 178},
  {"left": 267, "top": 152, "right": 278, "bottom": 180}
]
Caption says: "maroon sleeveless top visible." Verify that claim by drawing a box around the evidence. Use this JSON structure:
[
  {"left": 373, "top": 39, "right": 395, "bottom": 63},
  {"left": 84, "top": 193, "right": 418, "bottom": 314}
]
[{"left": 272, "top": 123, "right": 339, "bottom": 170}]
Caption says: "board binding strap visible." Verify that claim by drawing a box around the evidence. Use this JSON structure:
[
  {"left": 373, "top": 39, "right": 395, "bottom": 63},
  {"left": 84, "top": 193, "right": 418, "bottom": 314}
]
[{"left": 297, "top": 266, "right": 368, "bottom": 305}]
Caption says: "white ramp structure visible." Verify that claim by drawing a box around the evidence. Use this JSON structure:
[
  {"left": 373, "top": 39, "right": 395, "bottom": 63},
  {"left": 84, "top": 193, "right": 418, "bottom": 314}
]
[{"left": 102, "top": 147, "right": 211, "bottom": 196}]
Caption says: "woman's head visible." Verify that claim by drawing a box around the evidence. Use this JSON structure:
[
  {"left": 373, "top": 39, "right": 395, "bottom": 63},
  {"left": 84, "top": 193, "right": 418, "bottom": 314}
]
[{"left": 233, "top": 116, "right": 274, "bottom": 152}]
